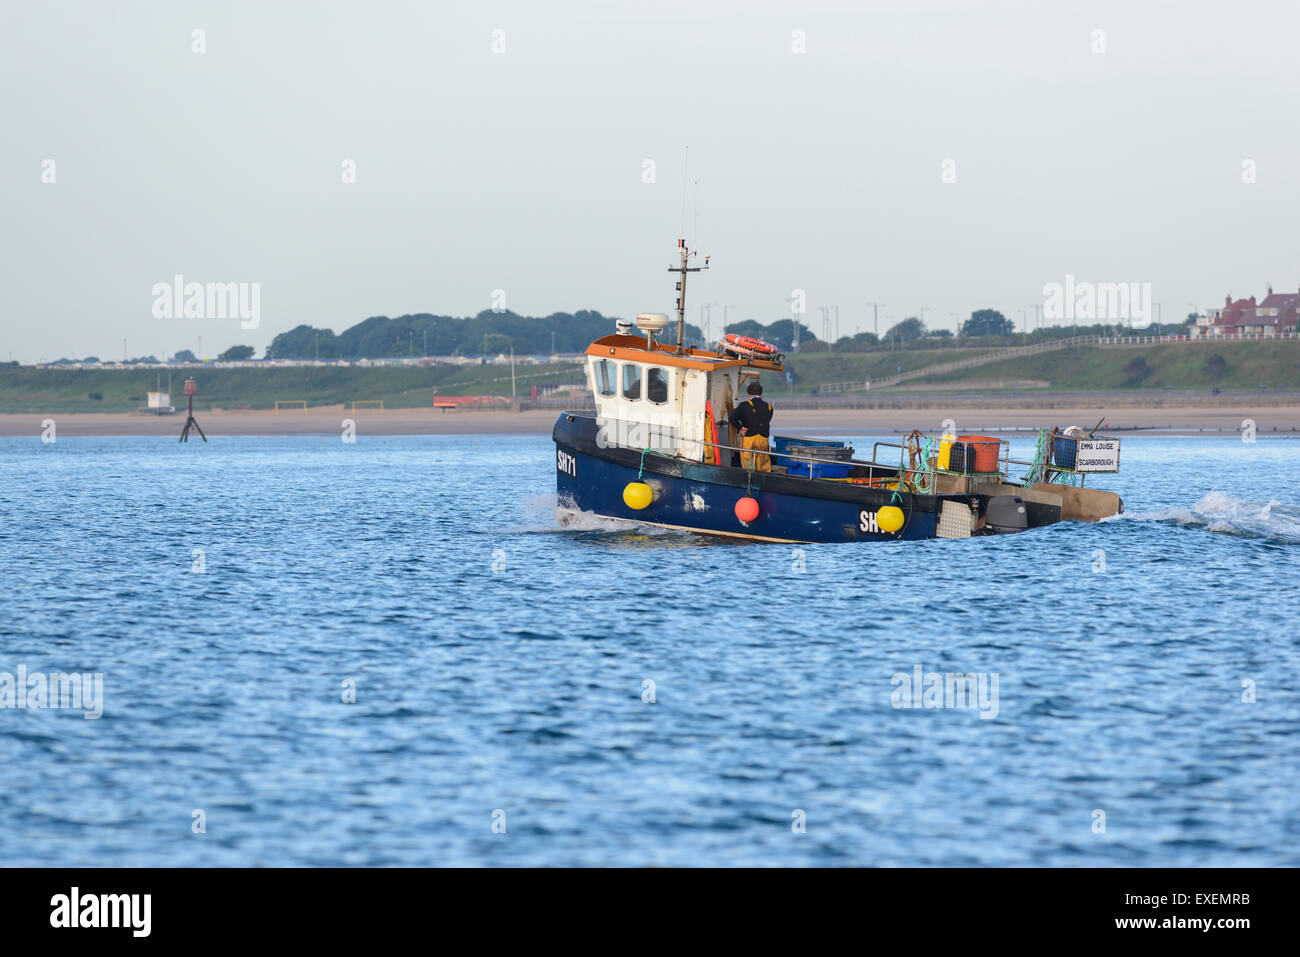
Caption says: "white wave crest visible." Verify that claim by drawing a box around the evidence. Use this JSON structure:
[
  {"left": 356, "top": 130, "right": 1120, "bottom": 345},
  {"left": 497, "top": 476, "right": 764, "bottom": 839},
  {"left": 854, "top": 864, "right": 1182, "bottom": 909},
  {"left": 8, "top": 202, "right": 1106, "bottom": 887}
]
[
  {"left": 1107, "top": 491, "right": 1300, "bottom": 543},
  {"left": 516, "top": 492, "right": 688, "bottom": 537}
]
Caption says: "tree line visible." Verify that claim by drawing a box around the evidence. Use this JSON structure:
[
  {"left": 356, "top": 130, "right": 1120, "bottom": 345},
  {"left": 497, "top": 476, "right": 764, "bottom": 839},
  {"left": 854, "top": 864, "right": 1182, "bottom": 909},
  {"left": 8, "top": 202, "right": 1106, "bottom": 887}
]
[
  {"left": 725, "top": 309, "right": 1197, "bottom": 354},
  {"left": 74, "top": 307, "right": 1197, "bottom": 365},
  {"left": 264, "top": 310, "right": 705, "bottom": 360}
]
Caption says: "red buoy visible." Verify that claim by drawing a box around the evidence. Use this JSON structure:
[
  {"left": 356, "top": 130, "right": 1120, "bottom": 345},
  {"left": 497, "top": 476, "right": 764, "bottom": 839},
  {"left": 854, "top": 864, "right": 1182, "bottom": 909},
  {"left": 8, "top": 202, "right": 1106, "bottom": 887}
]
[{"left": 735, "top": 496, "right": 760, "bottom": 523}]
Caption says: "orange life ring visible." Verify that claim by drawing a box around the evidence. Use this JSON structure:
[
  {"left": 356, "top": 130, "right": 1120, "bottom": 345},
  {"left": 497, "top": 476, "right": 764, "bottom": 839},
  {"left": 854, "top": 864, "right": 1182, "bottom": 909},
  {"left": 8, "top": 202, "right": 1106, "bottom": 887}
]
[{"left": 721, "top": 334, "right": 778, "bottom": 358}]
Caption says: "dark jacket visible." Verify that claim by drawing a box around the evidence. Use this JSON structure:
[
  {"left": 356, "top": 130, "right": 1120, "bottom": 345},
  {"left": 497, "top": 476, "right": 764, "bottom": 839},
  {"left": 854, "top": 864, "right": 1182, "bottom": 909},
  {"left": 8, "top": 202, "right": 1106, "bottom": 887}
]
[{"left": 729, "top": 397, "right": 773, "bottom": 438}]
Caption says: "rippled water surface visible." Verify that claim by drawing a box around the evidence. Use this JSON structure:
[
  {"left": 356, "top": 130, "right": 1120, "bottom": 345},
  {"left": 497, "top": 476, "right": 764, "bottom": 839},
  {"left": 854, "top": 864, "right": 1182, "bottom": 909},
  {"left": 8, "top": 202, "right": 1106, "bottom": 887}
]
[{"left": 1, "top": 432, "right": 1297, "bottom": 866}]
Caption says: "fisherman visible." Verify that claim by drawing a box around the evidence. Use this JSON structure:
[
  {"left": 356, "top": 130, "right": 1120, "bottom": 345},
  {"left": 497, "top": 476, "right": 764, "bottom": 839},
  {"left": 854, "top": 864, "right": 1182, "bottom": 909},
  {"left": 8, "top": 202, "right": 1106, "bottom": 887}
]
[{"left": 729, "top": 380, "right": 773, "bottom": 471}]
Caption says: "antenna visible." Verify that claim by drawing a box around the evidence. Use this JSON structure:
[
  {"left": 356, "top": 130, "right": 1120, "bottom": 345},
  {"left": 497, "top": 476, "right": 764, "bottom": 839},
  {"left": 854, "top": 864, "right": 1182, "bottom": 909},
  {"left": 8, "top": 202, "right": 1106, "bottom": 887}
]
[
  {"left": 693, "top": 174, "right": 700, "bottom": 256},
  {"left": 669, "top": 148, "right": 709, "bottom": 353},
  {"left": 679, "top": 147, "right": 689, "bottom": 240}
]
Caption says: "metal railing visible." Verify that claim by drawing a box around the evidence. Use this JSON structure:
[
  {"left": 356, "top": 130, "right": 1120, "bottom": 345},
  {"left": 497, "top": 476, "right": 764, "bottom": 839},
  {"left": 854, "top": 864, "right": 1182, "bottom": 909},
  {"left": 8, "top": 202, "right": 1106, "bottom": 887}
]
[
  {"left": 639, "top": 432, "right": 1056, "bottom": 493},
  {"left": 815, "top": 380, "right": 867, "bottom": 394}
]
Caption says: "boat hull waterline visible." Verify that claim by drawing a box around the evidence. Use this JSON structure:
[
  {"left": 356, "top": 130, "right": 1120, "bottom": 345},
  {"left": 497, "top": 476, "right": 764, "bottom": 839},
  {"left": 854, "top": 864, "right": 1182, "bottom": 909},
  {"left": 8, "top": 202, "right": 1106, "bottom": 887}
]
[{"left": 551, "top": 412, "right": 1029, "bottom": 543}]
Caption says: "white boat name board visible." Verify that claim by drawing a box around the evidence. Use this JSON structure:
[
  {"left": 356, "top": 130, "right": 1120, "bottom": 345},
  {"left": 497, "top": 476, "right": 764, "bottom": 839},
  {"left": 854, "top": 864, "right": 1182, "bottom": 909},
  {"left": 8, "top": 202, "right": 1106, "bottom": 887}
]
[{"left": 1075, "top": 439, "right": 1120, "bottom": 472}]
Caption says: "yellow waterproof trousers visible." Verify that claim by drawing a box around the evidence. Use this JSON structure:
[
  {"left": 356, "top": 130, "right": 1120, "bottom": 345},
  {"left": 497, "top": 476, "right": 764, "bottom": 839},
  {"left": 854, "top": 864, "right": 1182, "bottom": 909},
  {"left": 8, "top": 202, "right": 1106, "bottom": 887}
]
[{"left": 741, "top": 434, "right": 771, "bottom": 472}]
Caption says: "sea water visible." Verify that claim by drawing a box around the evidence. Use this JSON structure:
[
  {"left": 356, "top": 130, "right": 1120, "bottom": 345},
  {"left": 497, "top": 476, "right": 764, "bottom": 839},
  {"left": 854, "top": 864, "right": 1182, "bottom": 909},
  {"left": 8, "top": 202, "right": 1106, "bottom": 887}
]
[{"left": 0, "top": 433, "right": 1297, "bottom": 866}]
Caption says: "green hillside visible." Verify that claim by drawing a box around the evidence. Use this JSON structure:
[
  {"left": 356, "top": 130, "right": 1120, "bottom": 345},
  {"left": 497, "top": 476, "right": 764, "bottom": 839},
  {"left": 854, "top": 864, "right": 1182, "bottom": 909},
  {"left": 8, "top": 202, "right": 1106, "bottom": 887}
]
[
  {"left": 904, "top": 341, "right": 1300, "bottom": 391},
  {"left": 780, "top": 349, "right": 988, "bottom": 387},
  {"left": 0, "top": 348, "right": 991, "bottom": 413},
  {"left": 0, "top": 362, "right": 586, "bottom": 413},
  {"left": 6, "top": 340, "right": 1298, "bottom": 413}
]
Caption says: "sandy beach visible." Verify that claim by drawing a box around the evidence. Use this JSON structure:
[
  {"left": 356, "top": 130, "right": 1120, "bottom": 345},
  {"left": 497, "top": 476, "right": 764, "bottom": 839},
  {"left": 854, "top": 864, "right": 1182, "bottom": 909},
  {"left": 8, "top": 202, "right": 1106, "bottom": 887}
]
[{"left": 2, "top": 402, "right": 1297, "bottom": 437}]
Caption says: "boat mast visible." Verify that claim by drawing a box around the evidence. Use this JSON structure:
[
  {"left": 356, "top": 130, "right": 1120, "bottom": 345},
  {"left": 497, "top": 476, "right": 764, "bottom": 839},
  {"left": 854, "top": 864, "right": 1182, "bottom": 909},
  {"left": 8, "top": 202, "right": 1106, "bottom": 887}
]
[
  {"left": 670, "top": 240, "right": 706, "bottom": 353},
  {"left": 670, "top": 149, "right": 708, "bottom": 353}
]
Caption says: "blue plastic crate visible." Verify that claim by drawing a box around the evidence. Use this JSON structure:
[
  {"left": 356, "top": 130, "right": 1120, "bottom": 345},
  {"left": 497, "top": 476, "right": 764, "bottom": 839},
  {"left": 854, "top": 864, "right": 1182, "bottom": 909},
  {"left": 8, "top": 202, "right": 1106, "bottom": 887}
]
[
  {"left": 772, "top": 435, "right": 850, "bottom": 458},
  {"left": 786, "top": 460, "right": 851, "bottom": 479},
  {"left": 1052, "top": 436, "right": 1077, "bottom": 470}
]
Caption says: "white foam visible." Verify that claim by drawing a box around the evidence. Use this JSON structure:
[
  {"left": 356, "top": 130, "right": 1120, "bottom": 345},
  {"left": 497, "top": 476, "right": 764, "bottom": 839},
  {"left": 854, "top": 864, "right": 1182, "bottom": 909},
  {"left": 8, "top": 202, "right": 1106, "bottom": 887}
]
[
  {"left": 515, "top": 491, "right": 687, "bottom": 537},
  {"left": 1108, "top": 491, "right": 1300, "bottom": 543}
]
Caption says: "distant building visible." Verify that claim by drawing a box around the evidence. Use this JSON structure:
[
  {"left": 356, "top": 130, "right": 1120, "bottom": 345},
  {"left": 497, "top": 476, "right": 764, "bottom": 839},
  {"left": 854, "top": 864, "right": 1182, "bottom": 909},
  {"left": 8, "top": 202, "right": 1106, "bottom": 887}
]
[{"left": 1193, "top": 285, "right": 1300, "bottom": 338}]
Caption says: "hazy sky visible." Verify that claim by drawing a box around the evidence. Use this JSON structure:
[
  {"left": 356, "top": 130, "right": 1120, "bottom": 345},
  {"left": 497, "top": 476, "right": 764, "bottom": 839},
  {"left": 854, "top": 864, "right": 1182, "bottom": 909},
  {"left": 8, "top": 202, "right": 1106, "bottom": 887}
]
[{"left": 3, "top": 0, "right": 1298, "bottom": 362}]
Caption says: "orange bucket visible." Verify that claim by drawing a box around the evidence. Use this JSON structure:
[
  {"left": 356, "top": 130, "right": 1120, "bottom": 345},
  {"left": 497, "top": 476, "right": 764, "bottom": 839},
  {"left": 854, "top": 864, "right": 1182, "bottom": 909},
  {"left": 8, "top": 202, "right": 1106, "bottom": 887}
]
[{"left": 958, "top": 434, "right": 1001, "bottom": 472}]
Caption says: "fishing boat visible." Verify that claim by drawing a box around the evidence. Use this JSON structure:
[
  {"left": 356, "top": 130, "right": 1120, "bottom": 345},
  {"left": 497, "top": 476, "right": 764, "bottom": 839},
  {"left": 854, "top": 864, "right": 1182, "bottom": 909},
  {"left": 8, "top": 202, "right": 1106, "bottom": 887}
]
[{"left": 553, "top": 237, "right": 1123, "bottom": 542}]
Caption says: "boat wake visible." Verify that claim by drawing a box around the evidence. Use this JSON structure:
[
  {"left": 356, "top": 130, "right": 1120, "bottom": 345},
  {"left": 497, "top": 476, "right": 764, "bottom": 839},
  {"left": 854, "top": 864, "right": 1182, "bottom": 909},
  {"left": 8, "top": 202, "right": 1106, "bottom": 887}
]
[
  {"left": 513, "top": 493, "right": 695, "bottom": 540},
  {"left": 1105, "top": 491, "right": 1300, "bottom": 544}
]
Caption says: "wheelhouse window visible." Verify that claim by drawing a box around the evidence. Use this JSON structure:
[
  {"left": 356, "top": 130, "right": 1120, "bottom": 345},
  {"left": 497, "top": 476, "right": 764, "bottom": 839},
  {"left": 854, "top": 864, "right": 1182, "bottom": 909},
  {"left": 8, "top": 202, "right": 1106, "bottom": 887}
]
[
  {"left": 593, "top": 358, "right": 615, "bottom": 397},
  {"left": 646, "top": 367, "right": 669, "bottom": 405},
  {"left": 622, "top": 363, "right": 642, "bottom": 400}
]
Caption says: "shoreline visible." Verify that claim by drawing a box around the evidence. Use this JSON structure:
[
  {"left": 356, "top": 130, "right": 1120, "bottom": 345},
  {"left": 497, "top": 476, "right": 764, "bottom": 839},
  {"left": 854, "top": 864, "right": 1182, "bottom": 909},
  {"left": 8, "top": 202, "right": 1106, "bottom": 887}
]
[{"left": 1, "top": 403, "right": 1297, "bottom": 437}]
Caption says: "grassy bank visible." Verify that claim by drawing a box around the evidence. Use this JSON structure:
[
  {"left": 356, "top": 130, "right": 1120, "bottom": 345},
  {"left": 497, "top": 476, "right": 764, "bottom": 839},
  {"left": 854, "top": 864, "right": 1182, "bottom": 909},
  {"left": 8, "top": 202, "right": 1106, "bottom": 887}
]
[
  {"left": 0, "top": 362, "right": 585, "bottom": 413},
  {"left": 903, "top": 341, "right": 1300, "bottom": 391},
  {"left": 781, "top": 349, "right": 988, "bottom": 387},
  {"left": 5, "top": 339, "right": 1298, "bottom": 412}
]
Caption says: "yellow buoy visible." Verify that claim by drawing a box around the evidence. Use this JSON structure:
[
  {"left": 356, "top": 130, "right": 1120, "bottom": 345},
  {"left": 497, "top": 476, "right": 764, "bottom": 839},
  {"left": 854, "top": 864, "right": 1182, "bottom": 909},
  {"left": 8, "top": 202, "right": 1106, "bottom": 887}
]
[
  {"left": 623, "top": 482, "right": 653, "bottom": 510},
  {"left": 877, "top": 505, "right": 904, "bottom": 533}
]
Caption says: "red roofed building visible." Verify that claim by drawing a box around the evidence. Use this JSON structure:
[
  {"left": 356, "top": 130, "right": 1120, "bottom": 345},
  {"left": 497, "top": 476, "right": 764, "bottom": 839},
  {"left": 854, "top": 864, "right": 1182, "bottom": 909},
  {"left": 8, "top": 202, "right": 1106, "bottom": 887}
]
[{"left": 1192, "top": 285, "right": 1300, "bottom": 338}]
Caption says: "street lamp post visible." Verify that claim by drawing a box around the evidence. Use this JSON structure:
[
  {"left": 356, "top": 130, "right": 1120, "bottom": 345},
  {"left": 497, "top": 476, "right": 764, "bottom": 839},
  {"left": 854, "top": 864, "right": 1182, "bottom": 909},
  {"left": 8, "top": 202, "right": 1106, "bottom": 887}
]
[
  {"left": 786, "top": 295, "right": 803, "bottom": 352},
  {"left": 867, "top": 302, "right": 884, "bottom": 345},
  {"left": 701, "top": 302, "right": 718, "bottom": 343}
]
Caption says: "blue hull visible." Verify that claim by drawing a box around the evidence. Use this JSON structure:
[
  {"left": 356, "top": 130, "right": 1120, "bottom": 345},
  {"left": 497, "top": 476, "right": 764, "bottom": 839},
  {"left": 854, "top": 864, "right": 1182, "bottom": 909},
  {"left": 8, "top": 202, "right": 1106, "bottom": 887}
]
[{"left": 553, "top": 413, "right": 942, "bottom": 542}]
